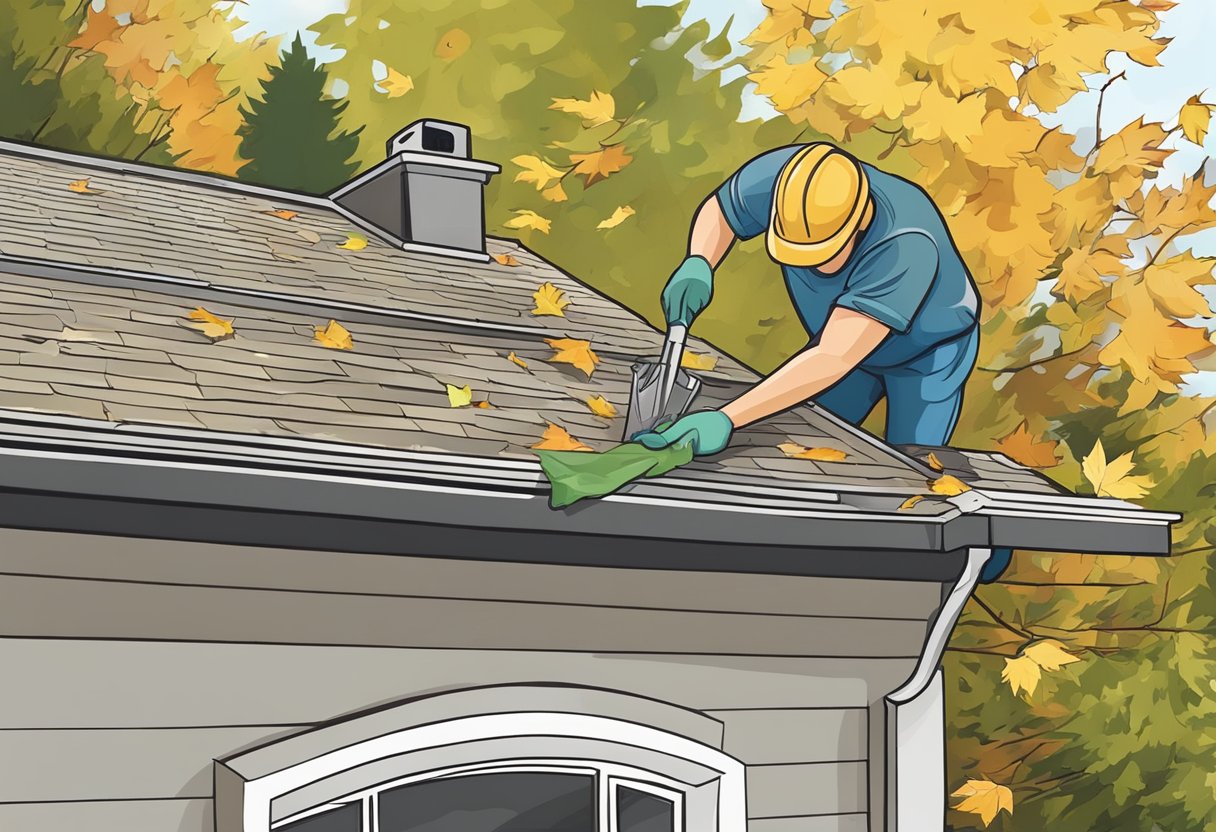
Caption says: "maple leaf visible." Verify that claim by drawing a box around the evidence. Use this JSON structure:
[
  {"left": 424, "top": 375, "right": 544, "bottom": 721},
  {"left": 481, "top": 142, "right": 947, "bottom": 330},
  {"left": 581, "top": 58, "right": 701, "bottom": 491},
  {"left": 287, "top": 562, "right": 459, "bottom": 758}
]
[
  {"left": 512, "top": 155, "right": 566, "bottom": 191},
  {"left": 951, "top": 780, "right": 1014, "bottom": 826},
  {"left": 532, "top": 283, "right": 571, "bottom": 317},
  {"left": 70, "top": 7, "right": 121, "bottom": 52},
  {"left": 778, "top": 442, "right": 848, "bottom": 462},
  {"left": 681, "top": 351, "right": 718, "bottom": 371},
  {"left": 314, "top": 320, "right": 354, "bottom": 350},
  {"left": 544, "top": 337, "right": 600, "bottom": 377},
  {"left": 67, "top": 179, "right": 100, "bottom": 194},
  {"left": 507, "top": 351, "right": 529, "bottom": 369},
  {"left": 435, "top": 28, "right": 471, "bottom": 60},
  {"left": 898, "top": 495, "right": 926, "bottom": 511},
  {"left": 569, "top": 144, "right": 632, "bottom": 187},
  {"left": 1023, "top": 640, "right": 1082, "bottom": 672},
  {"left": 378, "top": 68, "right": 414, "bottom": 98},
  {"left": 1081, "top": 439, "right": 1154, "bottom": 499},
  {"left": 995, "top": 422, "right": 1060, "bottom": 469},
  {"left": 532, "top": 423, "right": 593, "bottom": 452},
  {"left": 446, "top": 384, "right": 473, "bottom": 408},
  {"left": 1144, "top": 252, "right": 1216, "bottom": 318},
  {"left": 184, "top": 307, "right": 235, "bottom": 341},
  {"left": 549, "top": 90, "right": 616, "bottom": 127},
  {"left": 929, "top": 474, "right": 971, "bottom": 496},
  {"left": 265, "top": 209, "right": 297, "bottom": 220},
  {"left": 1002, "top": 639, "right": 1081, "bottom": 696},
  {"left": 337, "top": 233, "right": 368, "bottom": 251},
  {"left": 493, "top": 253, "right": 521, "bottom": 267},
  {"left": 542, "top": 182, "right": 568, "bottom": 203},
  {"left": 586, "top": 395, "right": 618, "bottom": 418},
  {"left": 597, "top": 205, "right": 636, "bottom": 230},
  {"left": 1180, "top": 94, "right": 1213, "bottom": 145},
  {"left": 504, "top": 209, "right": 552, "bottom": 234},
  {"left": 925, "top": 452, "right": 944, "bottom": 472}
]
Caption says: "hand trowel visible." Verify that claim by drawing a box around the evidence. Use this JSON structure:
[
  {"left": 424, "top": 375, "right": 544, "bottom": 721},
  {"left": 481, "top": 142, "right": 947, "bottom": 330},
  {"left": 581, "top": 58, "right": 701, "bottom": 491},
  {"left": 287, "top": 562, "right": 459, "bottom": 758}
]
[{"left": 622, "top": 323, "right": 702, "bottom": 441}]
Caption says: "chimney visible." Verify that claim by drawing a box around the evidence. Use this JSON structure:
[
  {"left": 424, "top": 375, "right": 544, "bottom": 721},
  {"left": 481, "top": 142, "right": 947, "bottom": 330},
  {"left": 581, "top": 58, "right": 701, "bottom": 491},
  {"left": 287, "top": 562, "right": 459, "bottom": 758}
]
[{"left": 329, "top": 119, "right": 500, "bottom": 262}]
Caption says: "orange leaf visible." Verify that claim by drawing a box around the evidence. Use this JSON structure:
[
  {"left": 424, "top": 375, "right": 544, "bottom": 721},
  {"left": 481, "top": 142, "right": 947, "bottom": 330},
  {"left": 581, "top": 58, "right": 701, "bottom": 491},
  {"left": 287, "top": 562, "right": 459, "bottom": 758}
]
[
  {"left": 184, "top": 307, "right": 234, "bottom": 341},
  {"left": 314, "top": 320, "right": 354, "bottom": 350},
  {"left": 587, "top": 395, "right": 618, "bottom": 418},
  {"left": 778, "top": 442, "right": 848, "bottom": 462},
  {"left": 544, "top": 337, "right": 599, "bottom": 377},
  {"left": 951, "top": 780, "right": 1014, "bottom": 826},
  {"left": 67, "top": 178, "right": 99, "bottom": 194},
  {"left": 568, "top": 144, "right": 632, "bottom": 187},
  {"left": 507, "top": 351, "right": 529, "bottom": 369},
  {"left": 929, "top": 474, "right": 971, "bottom": 496},
  {"left": 898, "top": 495, "right": 926, "bottom": 511},
  {"left": 925, "top": 452, "right": 944, "bottom": 471},
  {"left": 493, "top": 253, "right": 521, "bottom": 267},
  {"left": 435, "top": 28, "right": 471, "bottom": 60},
  {"left": 995, "top": 422, "right": 1060, "bottom": 469},
  {"left": 532, "top": 422, "right": 593, "bottom": 451},
  {"left": 266, "top": 209, "right": 298, "bottom": 220}
]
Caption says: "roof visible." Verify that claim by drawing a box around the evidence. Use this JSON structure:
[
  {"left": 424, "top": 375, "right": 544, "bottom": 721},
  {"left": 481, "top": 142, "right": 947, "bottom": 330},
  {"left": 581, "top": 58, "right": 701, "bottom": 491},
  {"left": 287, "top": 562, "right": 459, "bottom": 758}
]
[{"left": 0, "top": 140, "right": 1177, "bottom": 574}]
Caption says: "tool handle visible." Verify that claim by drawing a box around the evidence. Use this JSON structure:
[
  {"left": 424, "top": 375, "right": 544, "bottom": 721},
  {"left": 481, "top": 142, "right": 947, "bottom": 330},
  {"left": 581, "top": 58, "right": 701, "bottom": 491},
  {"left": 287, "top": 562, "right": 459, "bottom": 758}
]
[{"left": 656, "top": 324, "right": 688, "bottom": 413}]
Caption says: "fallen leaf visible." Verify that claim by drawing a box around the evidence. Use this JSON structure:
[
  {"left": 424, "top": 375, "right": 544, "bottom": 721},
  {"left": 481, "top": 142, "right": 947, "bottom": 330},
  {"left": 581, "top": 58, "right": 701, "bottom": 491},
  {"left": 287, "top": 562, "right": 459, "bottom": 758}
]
[
  {"left": 184, "top": 307, "right": 234, "bottom": 341},
  {"left": 314, "top": 319, "right": 354, "bottom": 350},
  {"left": 995, "top": 422, "right": 1060, "bottom": 468},
  {"left": 504, "top": 209, "right": 552, "bottom": 234},
  {"left": 67, "top": 178, "right": 99, "bottom": 194},
  {"left": 951, "top": 779, "right": 1014, "bottom": 826},
  {"left": 265, "top": 209, "right": 297, "bottom": 220},
  {"left": 545, "top": 337, "right": 599, "bottom": 377},
  {"left": 926, "top": 452, "right": 944, "bottom": 471},
  {"left": 1081, "top": 439, "right": 1154, "bottom": 499},
  {"left": 493, "top": 253, "right": 521, "bottom": 267},
  {"left": 549, "top": 90, "right": 616, "bottom": 127},
  {"left": 929, "top": 474, "right": 971, "bottom": 496},
  {"left": 597, "top": 205, "right": 636, "bottom": 230},
  {"left": 1180, "top": 94, "right": 1213, "bottom": 145},
  {"left": 379, "top": 67, "right": 414, "bottom": 98},
  {"left": 474, "top": 400, "right": 493, "bottom": 409},
  {"left": 587, "top": 395, "right": 618, "bottom": 418},
  {"left": 532, "top": 282, "right": 571, "bottom": 317},
  {"left": 898, "top": 495, "right": 926, "bottom": 511},
  {"left": 507, "top": 351, "right": 529, "bottom": 369},
  {"left": 680, "top": 351, "right": 718, "bottom": 371},
  {"left": 446, "top": 383, "right": 473, "bottom": 408},
  {"left": 569, "top": 144, "right": 633, "bottom": 187},
  {"left": 778, "top": 442, "right": 848, "bottom": 461},
  {"left": 337, "top": 233, "right": 368, "bottom": 251},
  {"left": 532, "top": 422, "right": 593, "bottom": 451}
]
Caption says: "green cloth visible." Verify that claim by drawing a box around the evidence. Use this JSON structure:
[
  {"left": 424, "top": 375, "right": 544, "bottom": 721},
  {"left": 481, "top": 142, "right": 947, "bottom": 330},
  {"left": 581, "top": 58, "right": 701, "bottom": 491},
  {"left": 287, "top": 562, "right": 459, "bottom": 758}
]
[{"left": 536, "top": 442, "right": 695, "bottom": 508}]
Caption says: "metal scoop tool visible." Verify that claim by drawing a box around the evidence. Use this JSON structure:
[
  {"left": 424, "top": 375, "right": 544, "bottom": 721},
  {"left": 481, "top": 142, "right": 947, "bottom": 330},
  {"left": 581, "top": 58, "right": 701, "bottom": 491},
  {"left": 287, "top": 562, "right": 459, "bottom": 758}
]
[{"left": 622, "top": 323, "right": 702, "bottom": 441}]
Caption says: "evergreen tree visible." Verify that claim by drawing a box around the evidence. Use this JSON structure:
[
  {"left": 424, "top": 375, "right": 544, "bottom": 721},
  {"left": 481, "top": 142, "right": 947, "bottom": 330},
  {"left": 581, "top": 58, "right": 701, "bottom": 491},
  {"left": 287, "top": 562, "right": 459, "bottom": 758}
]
[{"left": 237, "top": 34, "right": 360, "bottom": 194}]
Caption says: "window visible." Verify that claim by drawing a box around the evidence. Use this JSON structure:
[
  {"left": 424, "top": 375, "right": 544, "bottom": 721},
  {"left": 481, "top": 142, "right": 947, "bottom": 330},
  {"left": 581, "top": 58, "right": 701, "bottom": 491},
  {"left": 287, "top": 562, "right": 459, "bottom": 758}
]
[{"left": 274, "top": 761, "right": 685, "bottom": 832}]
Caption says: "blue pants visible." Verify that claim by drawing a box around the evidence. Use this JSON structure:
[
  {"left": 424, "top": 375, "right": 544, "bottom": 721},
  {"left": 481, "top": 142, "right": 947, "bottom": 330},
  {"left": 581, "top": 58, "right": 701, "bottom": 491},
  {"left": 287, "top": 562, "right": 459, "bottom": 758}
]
[{"left": 815, "top": 328, "right": 978, "bottom": 446}]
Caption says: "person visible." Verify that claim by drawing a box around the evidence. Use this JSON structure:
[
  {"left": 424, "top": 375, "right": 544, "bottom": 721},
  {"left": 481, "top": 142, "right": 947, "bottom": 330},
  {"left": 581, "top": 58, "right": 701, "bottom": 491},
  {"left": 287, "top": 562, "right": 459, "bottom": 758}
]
[{"left": 635, "top": 142, "right": 980, "bottom": 457}]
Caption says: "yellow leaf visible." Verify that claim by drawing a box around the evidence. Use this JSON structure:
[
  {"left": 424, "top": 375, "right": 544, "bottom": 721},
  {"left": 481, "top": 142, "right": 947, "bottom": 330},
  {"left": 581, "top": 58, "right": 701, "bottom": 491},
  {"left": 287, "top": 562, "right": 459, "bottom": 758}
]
[
  {"left": 568, "top": 144, "right": 632, "bottom": 187},
  {"left": 493, "top": 253, "right": 521, "bottom": 267},
  {"left": 929, "top": 474, "right": 971, "bottom": 496},
  {"left": 1023, "top": 640, "right": 1081, "bottom": 672},
  {"left": 532, "top": 422, "right": 593, "bottom": 451},
  {"left": 925, "top": 452, "right": 944, "bottom": 471},
  {"left": 379, "top": 67, "right": 414, "bottom": 98},
  {"left": 512, "top": 154, "right": 566, "bottom": 191},
  {"left": 184, "top": 307, "right": 234, "bottom": 341},
  {"left": 507, "top": 351, "right": 529, "bottom": 369},
  {"left": 778, "top": 442, "right": 848, "bottom": 462},
  {"left": 1081, "top": 439, "right": 1155, "bottom": 499},
  {"left": 504, "top": 209, "right": 552, "bottom": 234},
  {"left": 265, "top": 209, "right": 297, "bottom": 220},
  {"left": 995, "top": 422, "right": 1060, "bottom": 469},
  {"left": 337, "top": 233, "right": 368, "bottom": 251},
  {"left": 435, "top": 28, "right": 471, "bottom": 60},
  {"left": 446, "top": 383, "right": 473, "bottom": 408},
  {"left": 314, "top": 319, "right": 354, "bottom": 350},
  {"left": 532, "top": 282, "right": 571, "bottom": 317},
  {"left": 544, "top": 337, "right": 600, "bottom": 378},
  {"left": 549, "top": 90, "right": 616, "bottom": 127},
  {"left": 1180, "top": 94, "right": 1213, "bottom": 145},
  {"left": 542, "top": 182, "right": 568, "bottom": 202},
  {"left": 67, "top": 178, "right": 99, "bottom": 194},
  {"left": 1001, "top": 654, "right": 1043, "bottom": 697},
  {"left": 898, "top": 495, "right": 926, "bottom": 511},
  {"left": 951, "top": 779, "right": 1014, "bottom": 826},
  {"left": 586, "top": 395, "right": 618, "bottom": 418},
  {"left": 597, "top": 205, "right": 636, "bottom": 230},
  {"left": 680, "top": 351, "right": 718, "bottom": 371}
]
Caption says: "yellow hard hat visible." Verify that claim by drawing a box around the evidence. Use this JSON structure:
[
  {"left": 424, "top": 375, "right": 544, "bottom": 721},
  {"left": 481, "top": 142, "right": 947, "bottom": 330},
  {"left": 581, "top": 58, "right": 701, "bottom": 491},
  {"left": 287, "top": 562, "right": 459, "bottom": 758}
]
[{"left": 767, "top": 143, "right": 874, "bottom": 268}]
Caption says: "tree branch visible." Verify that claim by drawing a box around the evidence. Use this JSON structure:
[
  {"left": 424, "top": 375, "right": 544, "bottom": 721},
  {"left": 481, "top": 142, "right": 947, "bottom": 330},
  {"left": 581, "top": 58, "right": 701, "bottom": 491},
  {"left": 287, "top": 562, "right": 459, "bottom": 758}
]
[
  {"left": 1093, "top": 70, "right": 1126, "bottom": 150},
  {"left": 971, "top": 592, "right": 1037, "bottom": 641},
  {"left": 1144, "top": 222, "right": 1194, "bottom": 269}
]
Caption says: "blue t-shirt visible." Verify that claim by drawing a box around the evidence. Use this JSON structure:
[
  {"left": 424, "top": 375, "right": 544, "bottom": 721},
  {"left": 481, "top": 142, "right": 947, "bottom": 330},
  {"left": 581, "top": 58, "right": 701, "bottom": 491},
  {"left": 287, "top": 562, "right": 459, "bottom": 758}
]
[{"left": 716, "top": 145, "right": 978, "bottom": 370}]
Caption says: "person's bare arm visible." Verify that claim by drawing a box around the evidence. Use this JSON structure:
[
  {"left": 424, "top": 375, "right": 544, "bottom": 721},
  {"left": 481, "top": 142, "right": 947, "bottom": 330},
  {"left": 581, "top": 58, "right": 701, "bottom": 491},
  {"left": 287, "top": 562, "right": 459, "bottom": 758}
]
[
  {"left": 689, "top": 195, "right": 736, "bottom": 267},
  {"left": 721, "top": 307, "right": 891, "bottom": 428}
]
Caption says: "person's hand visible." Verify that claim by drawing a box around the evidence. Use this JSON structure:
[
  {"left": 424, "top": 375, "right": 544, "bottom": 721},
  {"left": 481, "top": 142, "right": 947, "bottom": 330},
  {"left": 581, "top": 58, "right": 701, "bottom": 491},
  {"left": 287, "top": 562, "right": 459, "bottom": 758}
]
[
  {"left": 660, "top": 255, "right": 714, "bottom": 327},
  {"left": 633, "top": 410, "right": 734, "bottom": 457}
]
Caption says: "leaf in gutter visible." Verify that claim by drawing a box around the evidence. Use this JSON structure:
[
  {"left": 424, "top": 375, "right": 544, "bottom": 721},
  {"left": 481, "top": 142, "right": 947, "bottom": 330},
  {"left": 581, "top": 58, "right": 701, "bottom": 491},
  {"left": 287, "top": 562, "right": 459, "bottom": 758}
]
[
  {"left": 929, "top": 474, "right": 971, "bottom": 495},
  {"left": 507, "top": 351, "right": 529, "bottom": 369},
  {"left": 898, "top": 495, "right": 926, "bottom": 511},
  {"left": 597, "top": 205, "right": 635, "bottom": 230},
  {"left": 266, "top": 209, "right": 297, "bottom": 220},
  {"left": 337, "top": 233, "right": 368, "bottom": 251},
  {"left": 778, "top": 442, "right": 848, "bottom": 462},
  {"left": 446, "top": 384, "right": 473, "bottom": 408},
  {"left": 681, "top": 351, "right": 718, "bottom": 371},
  {"left": 545, "top": 337, "right": 599, "bottom": 377},
  {"left": 532, "top": 282, "right": 571, "bottom": 316},
  {"left": 925, "top": 451, "right": 944, "bottom": 471},
  {"left": 587, "top": 395, "right": 618, "bottom": 418},
  {"left": 532, "top": 422, "right": 593, "bottom": 451},
  {"left": 184, "top": 307, "right": 235, "bottom": 341},
  {"left": 951, "top": 779, "right": 1014, "bottom": 826},
  {"left": 1081, "top": 438, "right": 1154, "bottom": 499},
  {"left": 67, "top": 178, "right": 100, "bottom": 194},
  {"left": 493, "top": 252, "right": 521, "bottom": 267},
  {"left": 314, "top": 319, "right": 354, "bottom": 350}
]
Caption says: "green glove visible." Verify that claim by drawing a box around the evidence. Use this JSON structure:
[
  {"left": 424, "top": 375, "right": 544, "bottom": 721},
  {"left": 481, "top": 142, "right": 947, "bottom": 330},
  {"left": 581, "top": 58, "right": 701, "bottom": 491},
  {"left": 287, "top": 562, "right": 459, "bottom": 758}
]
[
  {"left": 634, "top": 410, "right": 734, "bottom": 457},
  {"left": 661, "top": 255, "right": 714, "bottom": 326}
]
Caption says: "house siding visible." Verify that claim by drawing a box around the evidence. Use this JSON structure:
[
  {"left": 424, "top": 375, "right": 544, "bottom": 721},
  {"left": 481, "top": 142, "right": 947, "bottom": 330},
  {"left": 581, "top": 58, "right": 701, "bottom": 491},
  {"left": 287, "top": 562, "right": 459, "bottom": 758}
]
[{"left": 0, "top": 528, "right": 948, "bottom": 832}]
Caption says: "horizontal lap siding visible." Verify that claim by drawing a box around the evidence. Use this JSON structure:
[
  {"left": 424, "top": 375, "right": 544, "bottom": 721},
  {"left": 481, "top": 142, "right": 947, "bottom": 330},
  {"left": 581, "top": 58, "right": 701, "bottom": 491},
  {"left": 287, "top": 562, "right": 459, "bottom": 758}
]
[
  {"left": 747, "top": 763, "right": 868, "bottom": 817},
  {"left": 0, "top": 799, "right": 213, "bottom": 831},
  {"left": 709, "top": 709, "right": 868, "bottom": 765}
]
